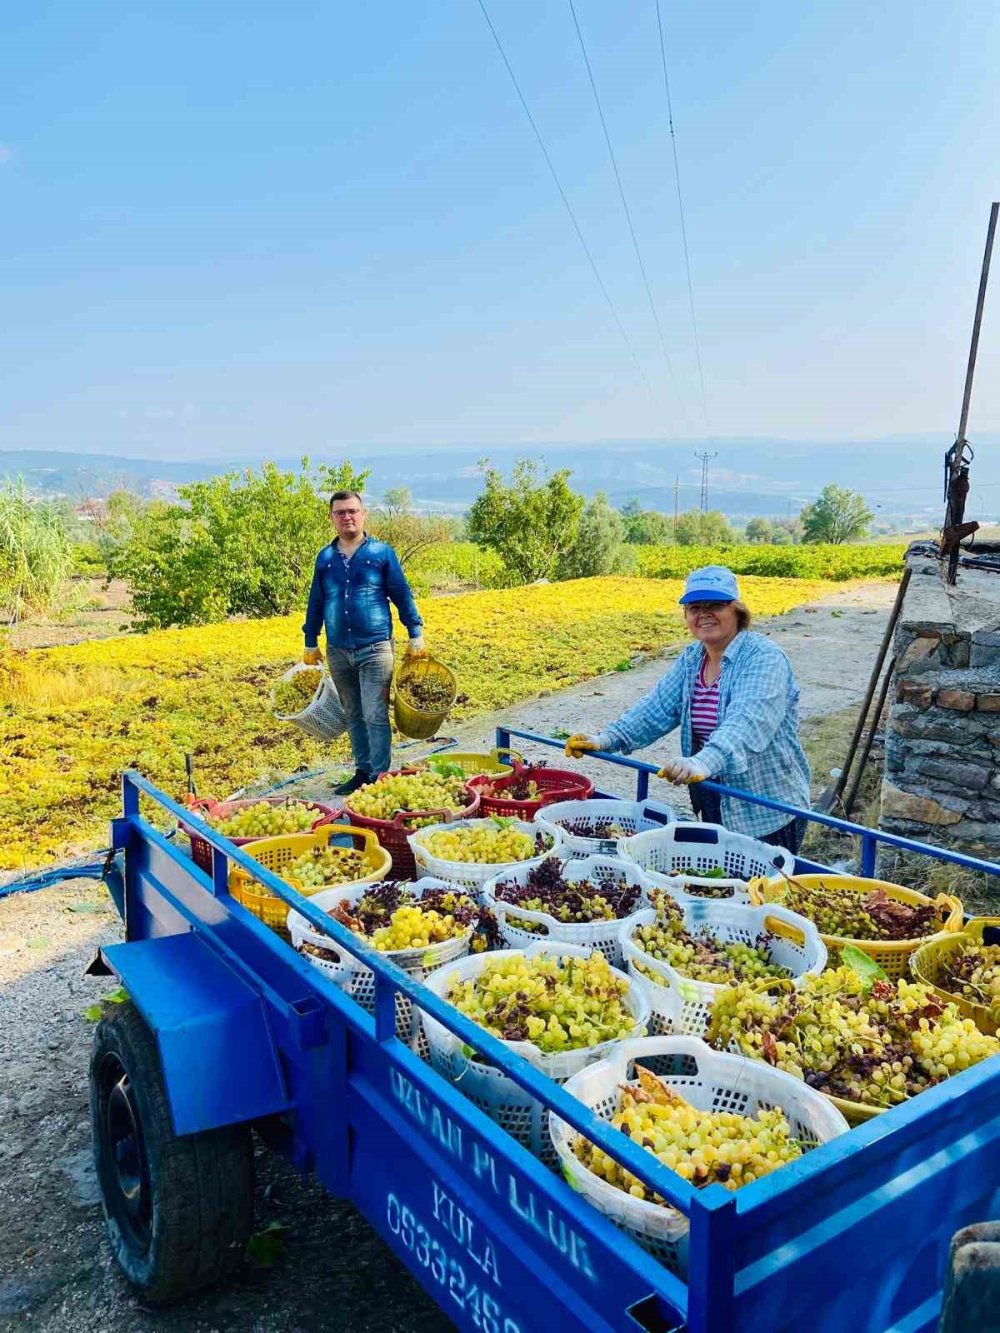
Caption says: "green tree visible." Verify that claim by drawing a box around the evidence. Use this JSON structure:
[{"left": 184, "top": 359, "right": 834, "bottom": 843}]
[
  {"left": 674, "top": 509, "right": 739, "bottom": 547},
  {"left": 467, "top": 460, "right": 584, "bottom": 583},
  {"left": 744, "top": 517, "right": 774, "bottom": 544},
  {"left": 558, "top": 492, "right": 637, "bottom": 579},
  {"left": 110, "top": 458, "right": 369, "bottom": 628},
  {"left": 620, "top": 499, "right": 673, "bottom": 545},
  {"left": 0, "top": 480, "right": 73, "bottom": 620},
  {"left": 367, "top": 487, "right": 456, "bottom": 567},
  {"left": 800, "top": 484, "right": 873, "bottom": 544}
]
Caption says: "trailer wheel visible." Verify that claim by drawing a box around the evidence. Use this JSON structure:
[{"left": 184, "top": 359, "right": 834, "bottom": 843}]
[{"left": 90, "top": 1001, "right": 254, "bottom": 1303}]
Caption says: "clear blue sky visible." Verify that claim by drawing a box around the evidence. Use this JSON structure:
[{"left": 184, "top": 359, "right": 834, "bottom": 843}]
[{"left": 2, "top": 1, "right": 999, "bottom": 458}]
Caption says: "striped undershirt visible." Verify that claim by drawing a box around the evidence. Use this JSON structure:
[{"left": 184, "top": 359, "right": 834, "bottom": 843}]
[{"left": 691, "top": 655, "right": 720, "bottom": 744}]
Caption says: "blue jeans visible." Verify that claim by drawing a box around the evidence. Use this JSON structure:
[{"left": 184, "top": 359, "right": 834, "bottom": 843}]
[{"left": 326, "top": 640, "right": 395, "bottom": 776}]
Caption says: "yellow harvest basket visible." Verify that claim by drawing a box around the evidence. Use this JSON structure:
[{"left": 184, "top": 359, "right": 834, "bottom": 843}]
[
  {"left": 419, "top": 748, "right": 523, "bottom": 778},
  {"left": 393, "top": 655, "right": 457, "bottom": 740},
  {"left": 911, "top": 917, "right": 1000, "bottom": 1036},
  {"left": 748, "top": 874, "right": 964, "bottom": 980},
  {"left": 229, "top": 823, "right": 391, "bottom": 934}
]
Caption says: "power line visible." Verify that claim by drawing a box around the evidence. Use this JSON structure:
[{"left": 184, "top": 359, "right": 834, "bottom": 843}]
[
  {"left": 474, "top": 0, "right": 653, "bottom": 397},
  {"left": 654, "top": 0, "right": 710, "bottom": 435},
  {"left": 566, "top": 0, "right": 690, "bottom": 428}
]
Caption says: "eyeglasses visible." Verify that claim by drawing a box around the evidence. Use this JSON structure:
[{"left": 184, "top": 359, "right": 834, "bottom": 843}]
[{"left": 331, "top": 507, "right": 362, "bottom": 517}]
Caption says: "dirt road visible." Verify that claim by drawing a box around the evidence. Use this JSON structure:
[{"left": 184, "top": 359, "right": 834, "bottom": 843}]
[{"left": 0, "top": 581, "right": 896, "bottom": 1332}]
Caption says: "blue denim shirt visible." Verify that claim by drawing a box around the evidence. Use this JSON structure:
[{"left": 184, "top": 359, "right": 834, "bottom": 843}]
[
  {"left": 597, "top": 631, "right": 811, "bottom": 837},
  {"left": 302, "top": 536, "right": 423, "bottom": 650}
]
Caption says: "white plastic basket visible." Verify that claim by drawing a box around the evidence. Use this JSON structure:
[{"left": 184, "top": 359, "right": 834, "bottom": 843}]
[
  {"left": 621, "top": 900, "right": 827, "bottom": 1037},
  {"left": 549, "top": 1035, "right": 849, "bottom": 1276},
  {"left": 287, "top": 877, "right": 474, "bottom": 1053},
  {"left": 419, "top": 942, "right": 653, "bottom": 1159},
  {"left": 535, "top": 798, "right": 678, "bottom": 857},
  {"left": 618, "top": 822, "right": 796, "bottom": 903},
  {"left": 272, "top": 663, "right": 346, "bottom": 741},
  {"left": 482, "top": 854, "right": 657, "bottom": 966},
  {"left": 408, "top": 817, "right": 562, "bottom": 894}
]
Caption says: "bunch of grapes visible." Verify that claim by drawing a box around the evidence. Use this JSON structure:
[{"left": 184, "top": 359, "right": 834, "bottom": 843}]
[
  {"left": 761, "top": 879, "right": 938, "bottom": 941},
  {"left": 706, "top": 966, "right": 1000, "bottom": 1109},
  {"left": 285, "top": 845, "right": 368, "bottom": 889},
  {"left": 572, "top": 1065, "right": 802, "bottom": 1197},
  {"left": 326, "top": 881, "right": 482, "bottom": 952},
  {"left": 936, "top": 941, "right": 1000, "bottom": 1018},
  {"left": 274, "top": 668, "right": 323, "bottom": 714},
  {"left": 479, "top": 777, "right": 541, "bottom": 802},
  {"left": 346, "top": 771, "right": 472, "bottom": 825},
  {"left": 447, "top": 951, "right": 637, "bottom": 1053},
  {"left": 556, "top": 817, "right": 629, "bottom": 841},
  {"left": 494, "top": 857, "right": 642, "bottom": 926},
  {"left": 212, "top": 800, "right": 318, "bottom": 839},
  {"left": 673, "top": 868, "right": 737, "bottom": 900},
  {"left": 422, "top": 820, "right": 553, "bottom": 865},
  {"left": 631, "top": 892, "right": 790, "bottom": 986}
]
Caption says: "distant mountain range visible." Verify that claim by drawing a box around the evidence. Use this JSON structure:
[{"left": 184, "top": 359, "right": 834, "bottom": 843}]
[{"left": 5, "top": 435, "right": 1000, "bottom": 523}]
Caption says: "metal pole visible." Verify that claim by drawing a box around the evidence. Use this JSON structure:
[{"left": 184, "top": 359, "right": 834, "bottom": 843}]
[
  {"left": 844, "top": 655, "right": 896, "bottom": 818},
  {"left": 957, "top": 202, "right": 998, "bottom": 444},
  {"left": 833, "top": 566, "right": 911, "bottom": 803}
]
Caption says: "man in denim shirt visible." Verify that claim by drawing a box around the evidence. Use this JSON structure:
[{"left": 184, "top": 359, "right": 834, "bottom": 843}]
[{"left": 303, "top": 490, "right": 426, "bottom": 794}]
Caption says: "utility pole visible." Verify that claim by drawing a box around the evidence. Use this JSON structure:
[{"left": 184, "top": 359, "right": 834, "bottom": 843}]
[
  {"left": 694, "top": 451, "right": 717, "bottom": 512},
  {"left": 673, "top": 474, "right": 680, "bottom": 531},
  {"left": 941, "top": 201, "right": 998, "bottom": 584}
]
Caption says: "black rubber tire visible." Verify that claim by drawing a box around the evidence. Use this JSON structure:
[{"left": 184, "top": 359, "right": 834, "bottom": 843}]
[{"left": 89, "top": 1000, "right": 255, "bottom": 1304}]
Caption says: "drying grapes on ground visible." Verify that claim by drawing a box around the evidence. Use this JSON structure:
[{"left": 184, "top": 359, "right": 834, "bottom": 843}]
[
  {"left": 493, "top": 857, "right": 643, "bottom": 927},
  {"left": 208, "top": 800, "right": 321, "bottom": 838},
  {"left": 447, "top": 951, "right": 638, "bottom": 1054},
  {"left": 346, "top": 771, "right": 472, "bottom": 824},
  {"left": 572, "top": 1065, "right": 803, "bottom": 1196},
  {"left": 631, "top": 891, "right": 791, "bottom": 986},
  {"left": 706, "top": 954, "right": 1000, "bottom": 1110},
  {"left": 758, "top": 877, "right": 940, "bottom": 940},
  {"left": 273, "top": 667, "right": 323, "bottom": 715}
]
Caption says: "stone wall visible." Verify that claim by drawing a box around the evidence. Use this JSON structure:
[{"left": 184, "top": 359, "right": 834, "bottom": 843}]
[{"left": 881, "top": 554, "right": 1000, "bottom": 857}]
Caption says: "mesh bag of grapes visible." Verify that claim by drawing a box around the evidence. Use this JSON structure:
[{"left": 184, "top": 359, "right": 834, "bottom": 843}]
[
  {"left": 419, "top": 941, "right": 651, "bottom": 1158},
  {"left": 482, "top": 853, "right": 656, "bottom": 966},
  {"left": 272, "top": 663, "right": 347, "bottom": 741},
  {"left": 549, "top": 1035, "right": 849, "bottom": 1275}
]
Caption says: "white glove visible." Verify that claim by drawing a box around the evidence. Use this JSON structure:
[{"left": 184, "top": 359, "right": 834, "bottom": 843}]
[
  {"left": 657, "top": 757, "right": 709, "bottom": 785},
  {"left": 405, "top": 636, "right": 427, "bottom": 658}
]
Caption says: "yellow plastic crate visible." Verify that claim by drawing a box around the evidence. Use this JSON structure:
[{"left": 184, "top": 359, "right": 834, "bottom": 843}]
[
  {"left": 229, "top": 823, "right": 391, "bottom": 935},
  {"left": 911, "top": 917, "right": 1000, "bottom": 1036},
  {"left": 420, "top": 748, "right": 523, "bottom": 778},
  {"left": 749, "top": 873, "right": 963, "bottom": 980}
]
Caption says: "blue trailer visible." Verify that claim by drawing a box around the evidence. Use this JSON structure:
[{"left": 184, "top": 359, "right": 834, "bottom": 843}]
[{"left": 89, "top": 727, "right": 1000, "bottom": 1332}]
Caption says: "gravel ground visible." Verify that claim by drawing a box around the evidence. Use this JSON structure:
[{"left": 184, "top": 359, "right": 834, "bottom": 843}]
[{"left": 0, "top": 580, "right": 896, "bottom": 1332}]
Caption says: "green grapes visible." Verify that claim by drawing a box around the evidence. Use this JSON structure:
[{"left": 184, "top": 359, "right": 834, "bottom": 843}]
[
  {"left": 633, "top": 892, "right": 790, "bottom": 985},
  {"left": 328, "top": 884, "right": 480, "bottom": 952},
  {"left": 285, "top": 845, "right": 367, "bottom": 889},
  {"left": 573, "top": 1066, "right": 802, "bottom": 1196},
  {"left": 447, "top": 951, "right": 636, "bottom": 1053},
  {"left": 939, "top": 943, "right": 1000, "bottom": 1016},
  {"left": 273, "top": 668, "right": 323, "bottom": 714},
  {"left": 759, "top": 879, "right": 937, "bottom": 941},
  {"left": 213, "top": 800, "right": 318, "bottom": 838},
  {"left": 346, "top": 772, "right": 471, "bottom": 826},
  {"left": 423, "top": 822, "right": 551, "bottom": 865},
  {"left": 706, "top": 966, "right": 1000, "bottom": 1109}
]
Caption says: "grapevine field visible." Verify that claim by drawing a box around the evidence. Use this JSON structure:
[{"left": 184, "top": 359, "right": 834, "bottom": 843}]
[{"left": 0, "top": 574, "right": 851, "bottom": 873}]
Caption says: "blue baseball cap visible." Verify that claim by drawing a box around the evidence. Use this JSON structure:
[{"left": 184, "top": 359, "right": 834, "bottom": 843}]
[{"left": 679, "top": 565, "right": 739, "bottom": 605}]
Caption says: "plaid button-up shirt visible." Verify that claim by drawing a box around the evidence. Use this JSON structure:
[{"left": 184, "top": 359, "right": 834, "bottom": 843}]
[{"left": 597, "top": 631, "right": 811, "bottom": 837}]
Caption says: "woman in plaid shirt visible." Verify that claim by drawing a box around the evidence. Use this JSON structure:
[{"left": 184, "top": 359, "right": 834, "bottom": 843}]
[{"left": 565, "top": 566, "right": 810, "bottom": 853}]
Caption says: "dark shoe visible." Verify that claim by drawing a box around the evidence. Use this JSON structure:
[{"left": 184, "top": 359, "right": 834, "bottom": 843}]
[{"left": 334, "top": 770, "right": 371, "bottom": 796}]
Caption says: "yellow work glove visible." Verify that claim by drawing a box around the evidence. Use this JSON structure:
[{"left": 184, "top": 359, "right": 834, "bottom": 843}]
[
  {"left": 303, "top": 647, "right": 323, "bottom": 666},
  {"left": 657, "top": 757, "right": 709, "bottom": 785},
  {"left": 565, "top": 733, "right": 601, "bottom": 760}
]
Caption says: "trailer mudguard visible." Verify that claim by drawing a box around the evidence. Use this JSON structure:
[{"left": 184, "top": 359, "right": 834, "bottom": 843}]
[{"left": 100, "top": 932, "right": 290, "bottom": 1135}]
